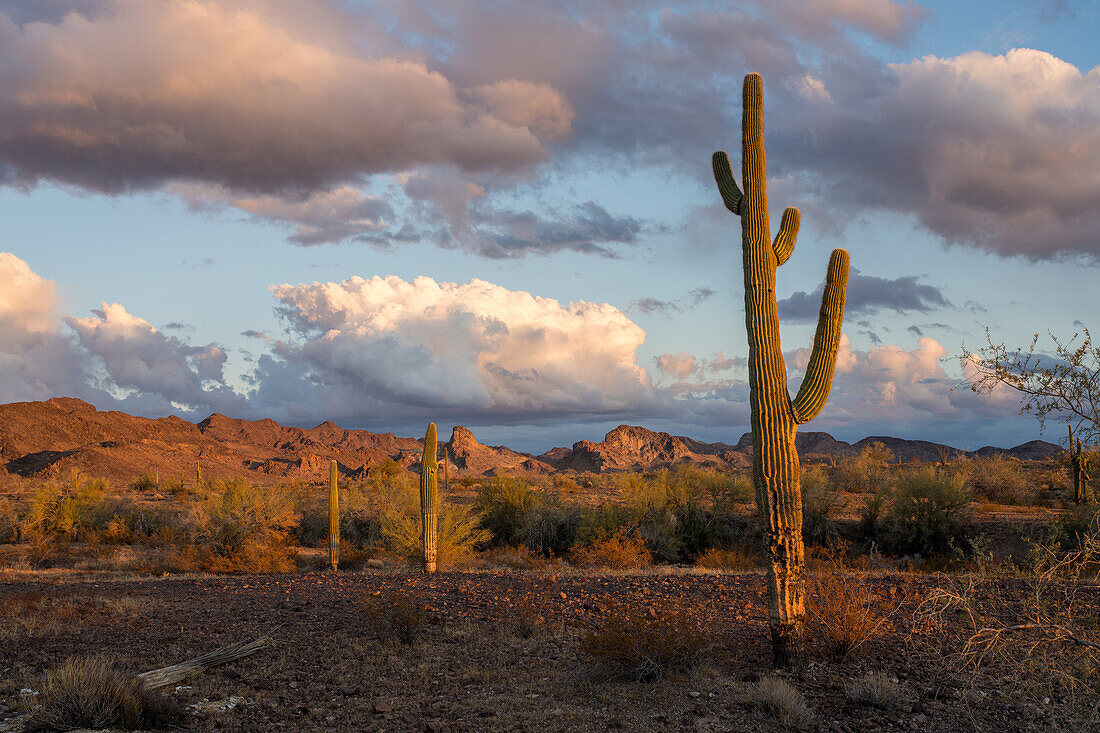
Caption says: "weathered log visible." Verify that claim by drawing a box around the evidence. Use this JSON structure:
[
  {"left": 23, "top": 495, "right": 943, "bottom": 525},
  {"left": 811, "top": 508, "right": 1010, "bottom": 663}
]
[{"left": 136, "top": 633, "right": 277, "bottom": 690}]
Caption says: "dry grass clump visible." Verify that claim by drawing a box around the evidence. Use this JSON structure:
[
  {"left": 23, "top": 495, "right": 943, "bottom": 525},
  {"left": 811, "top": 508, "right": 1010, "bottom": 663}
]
[
  {"left": 694, "top": 545, "right": 759, "bottom": 570},
  {"left": 844, "top": 671, "right": 902, "bottom": 709},
  {"left": 570, "top": 531, "right": 652, "bottom": 569},
  {"left": 580, "top": 601, "right": 710, "bottom": 682},
  {"left": 806, "top": 566, "right": 891, "bottom": 657},
  {"left": 752, "top": 675, "right": 813, "bottom": 729},
  {"left": 364, "top": 592, "right": 425, "bottom": 645},
  {"left": 24, "top": 656, "right": 176, "bottom": 732}
]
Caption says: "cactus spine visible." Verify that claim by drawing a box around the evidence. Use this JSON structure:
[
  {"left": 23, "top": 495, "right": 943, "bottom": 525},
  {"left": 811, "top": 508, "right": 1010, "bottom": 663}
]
[
  {"left": 420, "top": 423, "right": 439, "bottom": 573},
  {"left": 712, "top": 73, "right": 850, "bottom": 665},
  {"left": 1070, "top": 426, "right": 1092, "bottom": 504},
  {"left": 328, "top": 459, "right": 340, "bottom": 572}
]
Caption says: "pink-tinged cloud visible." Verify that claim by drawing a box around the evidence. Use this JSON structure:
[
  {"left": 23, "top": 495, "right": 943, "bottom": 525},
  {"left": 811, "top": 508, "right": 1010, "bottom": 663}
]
[
  {"left": 807, "top": 49, "right": 1100, "bottom": 258},
  {"left": 0, "top": 0, "right": 571, "bottom": 194},
  {"left": 655, "top": 352, "right": 699, "bottom": 380}
]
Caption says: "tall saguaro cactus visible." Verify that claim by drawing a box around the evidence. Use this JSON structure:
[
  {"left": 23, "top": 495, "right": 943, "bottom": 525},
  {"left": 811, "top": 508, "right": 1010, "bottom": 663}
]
[
  {"left": 712, "top": 73, "right": 850, "bottom": 665},
  {"left": 420, "top": 423, "right": 439, "bottom": 573},
  {"left": 328, "top": 459, "right": 340, "bottom": 572}
]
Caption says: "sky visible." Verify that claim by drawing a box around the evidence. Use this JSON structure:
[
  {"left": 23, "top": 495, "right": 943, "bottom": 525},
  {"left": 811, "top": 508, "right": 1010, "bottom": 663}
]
[{"left": 0, "top": 0, "right": 1097, "bottom": 452}]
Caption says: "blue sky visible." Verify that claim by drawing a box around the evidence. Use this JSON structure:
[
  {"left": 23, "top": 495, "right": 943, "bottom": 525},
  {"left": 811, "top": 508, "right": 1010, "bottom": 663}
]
[{"left": 0, "top": 0, "right": 1097, "bottom": 452}]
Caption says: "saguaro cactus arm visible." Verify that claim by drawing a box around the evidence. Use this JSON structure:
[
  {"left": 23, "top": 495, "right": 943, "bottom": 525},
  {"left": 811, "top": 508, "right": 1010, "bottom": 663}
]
[
  {"left": 712, "top": 151, "right": 744, "bottom": 214},
  {"left": 791, "top": 249, "right": 849, "bottom": 423},
  {"left": 712, "top": 158, "right": 799, "bottom": 266}
]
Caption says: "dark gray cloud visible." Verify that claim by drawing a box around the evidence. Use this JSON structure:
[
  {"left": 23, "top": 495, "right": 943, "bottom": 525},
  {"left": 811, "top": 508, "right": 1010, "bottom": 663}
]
[
  {"left": 475, "top": 201, "right": 643, "bottom": 259},
  {"left": 631, "top": 298, "right": 680, "bottom": 316},
  {"left": 689, "top": 287, "right": 716, "bottom": 305},
  {"left": 778, "top": 268, "right": 950, "bottom": 322}
]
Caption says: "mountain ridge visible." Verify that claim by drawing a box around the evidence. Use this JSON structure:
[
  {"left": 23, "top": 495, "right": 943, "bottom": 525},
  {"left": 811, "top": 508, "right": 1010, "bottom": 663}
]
[{"left": 0, "top": 398, "right": 1063, "bottom": 482}]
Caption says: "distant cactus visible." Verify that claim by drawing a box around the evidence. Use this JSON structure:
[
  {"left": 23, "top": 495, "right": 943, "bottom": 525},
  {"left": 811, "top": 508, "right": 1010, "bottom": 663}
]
[
  {"left": 420, "top": 423, "right": 439, "bottom": 573},
  {"left": 328, "top": 459, "right": 340, "bottom": 572},
  {"left": 1070, "top": 426, "right": 1092, "bottom": 504},
  {"left": 712, "top": 73, "right": 850, "bottom": 665}
]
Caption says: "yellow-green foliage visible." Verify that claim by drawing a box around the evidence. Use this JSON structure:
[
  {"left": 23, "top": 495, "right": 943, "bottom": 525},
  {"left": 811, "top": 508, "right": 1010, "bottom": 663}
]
[
  {"left": 830, "top": 442, "right": 894, "bottom": 494},
  {"left": 381, "top": 484, "right": 489, "bottom": 570},
  {"left": 186, "top": 477, "right": 300, "bottom": 572},
  {"left": 19, "top": 471, "right": 111, "bottom": 539}
]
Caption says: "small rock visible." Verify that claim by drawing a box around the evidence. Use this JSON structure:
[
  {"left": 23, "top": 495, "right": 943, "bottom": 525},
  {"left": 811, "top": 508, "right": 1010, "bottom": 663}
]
[
  {"left": 373, "top": 701, "right": 393, "bottom": 714},
  {"left": 339, "top": 685, "right": 357, "bottom": 695},
  {"left": 688, "top": 691, "right": 701, "bottom": 698},
  {"left": 426, "top": 721, "right": 447, "bottom": 733},
  {"left": 289, "top": 681, "right": 298, "bottom": 689},
  {"left": 368, "top": 558, "right": 385, "bottom": 568}
]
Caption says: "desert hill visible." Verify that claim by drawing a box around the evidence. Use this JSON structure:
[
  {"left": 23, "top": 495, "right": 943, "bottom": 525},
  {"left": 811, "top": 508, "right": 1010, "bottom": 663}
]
[{"left": 0, "top": 398, "right": 1062, "bottom": 483}]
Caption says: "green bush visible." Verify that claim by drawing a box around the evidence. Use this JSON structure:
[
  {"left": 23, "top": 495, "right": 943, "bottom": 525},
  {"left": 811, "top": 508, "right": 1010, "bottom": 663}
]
[
  {"left": 381, "top": 499, "right": 490, "bottom": 569},
  {"left": 801, "top": 466, "right": 840, "bottom": 546},
  {"left": 19, "top": 472, "right": 113, "bottom": 540},
  {"left": 521, "top": 498, "right": 581, "bottom": 556},
  {"left": 186, "top": 478, "right": 300, "bottom": 571},
  {"left": 882, "top": 466, "right": 972, "bottom": 556},
  {"left": 474, "top": 475, "right": 540, "bottom": 546}
]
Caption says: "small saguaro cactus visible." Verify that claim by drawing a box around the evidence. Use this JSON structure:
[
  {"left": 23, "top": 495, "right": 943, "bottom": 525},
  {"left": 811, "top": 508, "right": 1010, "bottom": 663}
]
[
  {"left": 712, "top": 73, "right": 850, "bottom": 665},
  {"left": 1070, "top": 426, "right": 1092, "bottom": 504},
  {"left": 328, "top": 459, "right": 340, "bottom": 572},
  {"left": 420, "top": 423, "right": 439, "bottom": 573}
]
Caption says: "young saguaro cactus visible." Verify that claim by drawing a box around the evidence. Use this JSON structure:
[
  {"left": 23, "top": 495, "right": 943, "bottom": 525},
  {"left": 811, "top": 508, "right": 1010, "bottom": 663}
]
[
  {"left": 420, "top": 423, "right": 439, "bottom": 573},
  {"left": 328, "top": 459, "right": 340, "bottom": 572},
  {"left": 712, "top": 73, "right": 850, "bottom": 665},
  {"left": 1070, "top": 426, "right": 1092, "bottom": 504}
]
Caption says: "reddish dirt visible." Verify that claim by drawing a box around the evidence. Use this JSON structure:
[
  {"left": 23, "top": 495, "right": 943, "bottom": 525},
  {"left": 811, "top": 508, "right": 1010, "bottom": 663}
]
[{"left": 2, "top": 568, "right": 1094, "bottom": 732}]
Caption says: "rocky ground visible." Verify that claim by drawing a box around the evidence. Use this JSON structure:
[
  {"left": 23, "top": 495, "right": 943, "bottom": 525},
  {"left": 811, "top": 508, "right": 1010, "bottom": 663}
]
[{"left": 3, "top": 567, "right": 1096, "bottom": 732}]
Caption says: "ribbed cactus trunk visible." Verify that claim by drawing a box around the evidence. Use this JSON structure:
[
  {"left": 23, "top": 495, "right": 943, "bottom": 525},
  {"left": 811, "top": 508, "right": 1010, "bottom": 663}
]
[
  {"left": 1070, "top": 426, "right": 1092, "bottom": 504},
  {"left": 420, "top": 423, "right": 439, "bottom": 573},
  {"left": 713, "top": 73, "right": 850, "bottom": 666},
  {"left": 328, "top": 459, "right": 340, "bottom": 572}
]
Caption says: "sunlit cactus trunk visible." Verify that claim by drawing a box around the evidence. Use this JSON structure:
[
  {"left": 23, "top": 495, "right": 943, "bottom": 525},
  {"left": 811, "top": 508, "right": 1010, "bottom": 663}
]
[
  {"left": 1070, "top": 426, "right": 1092, "bottom": 504},
  {"left": 713, "top": 73, "right": 850, "bottom": 665},
  {"left": 328, "top": 459, "right": 340, "bottom": 572},
  {"left": 420, "top": 423, "right": 439, "bottom": 573}
]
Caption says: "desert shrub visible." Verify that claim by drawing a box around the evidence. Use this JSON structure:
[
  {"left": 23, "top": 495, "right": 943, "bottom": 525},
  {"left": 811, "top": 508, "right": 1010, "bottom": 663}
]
[
  {"left": 474, "top": 475, "right": 540, "bottom": 546},
  {"left": 580, "top": 601, "right": 710, "bottom": 682},
  {"left": 185, "top": 477, "right": 300, "bottom": 572},
  {"left": 297, "top": 471, "right": 406, "bottom": 550},
  {"left": 806, "top": 567, "right": 890, "bottom": 656},
  {"left": 570, "top": 530, "right": 652, "bottom": 569},
  {"left": 592, "top": 466, "right": 753, "bottom": 563},
  {"left": 0, "top": 497, "right": 18, "bottom": 543},
  {"left": 19, "top": 472, "right": 113, "bottom": 539},
  {"left": 520, "top": 498, "right": 581, "bottom": 556},
  {"left": 381, "top": 490, "right": 490, "bottom": 569},
  {"left": 24, "top": 656, "right": 176, "bottom": 732},
  {"left": 801, "top": 466, "right": 840, "bottom": 546},
  {"left": 752, "top": 676, "right": 813, "bottom": 729},
  {"left": 858, "top": 487, "right": 889, "bottom": 541},
  {"left": 127, "top": 473, "right": 158, "bottom": 492},
  {"left": 882, "top": 466, "right": 972, "bottom": 556},
  {"left": 830, "top": 442, "right": 894, "bottom": 494},
  {"left": 364, "top": 592, "right": 424, "bottom": 645},
  {"left": 969, "top": 455, "right": 1030, "bottom": 505},
  {"left": 694, "top": 545, "right": 760, "bottom": 570},
  {"left": 845, "top": 671, "right": 901, "bottom": 709},
  {"left": 478, "top": 545, "right": 553, "bottom": 570}
]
